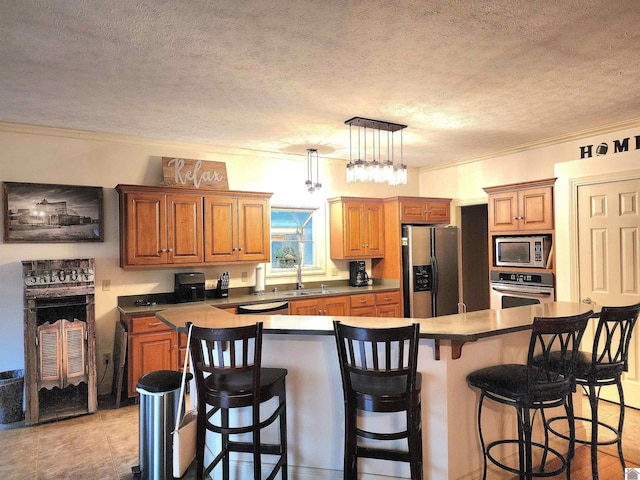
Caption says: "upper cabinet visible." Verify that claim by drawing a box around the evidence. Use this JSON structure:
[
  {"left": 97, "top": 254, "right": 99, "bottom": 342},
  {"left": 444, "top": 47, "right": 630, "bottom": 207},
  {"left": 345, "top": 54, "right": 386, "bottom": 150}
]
[
  {"left": 484, "top": 179, "right": 555, "bottom": 233},
  {"left": 204, "top": 193, "right": 271, "bottom": 264},
  {"left": 117, "top": 188, "right": 203, "bottom": 266},
  {"left": 396, "top": 197, "right": 451, "bottom": 224},
  {"left": 328, "top": 197, "right": 385, "bottom": 259},
  {"left": 116, "top": 185, "right": 271, "bottom": 269}
]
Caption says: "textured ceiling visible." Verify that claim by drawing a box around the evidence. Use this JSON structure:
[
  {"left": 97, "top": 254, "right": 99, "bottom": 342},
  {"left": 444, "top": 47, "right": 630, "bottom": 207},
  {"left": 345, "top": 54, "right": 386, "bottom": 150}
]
[{"left": 1, "top": 1, "right": 640, "bottom": 168}]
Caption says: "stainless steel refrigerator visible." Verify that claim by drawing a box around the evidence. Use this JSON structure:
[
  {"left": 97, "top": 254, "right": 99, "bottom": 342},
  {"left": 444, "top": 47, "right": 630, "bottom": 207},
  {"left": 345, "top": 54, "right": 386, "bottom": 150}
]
[{"left": 402, "top": 225, "right": 459, "bottom": 318}]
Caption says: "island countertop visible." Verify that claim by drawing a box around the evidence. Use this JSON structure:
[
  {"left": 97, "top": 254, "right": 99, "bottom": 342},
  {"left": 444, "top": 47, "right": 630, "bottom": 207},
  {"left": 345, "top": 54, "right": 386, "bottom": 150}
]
[
  {"left": 154, "top": 301, "right": 595, "bottom": 479},
  {"left": 156, "top": 301, "right": 596, "bottom": 360}
]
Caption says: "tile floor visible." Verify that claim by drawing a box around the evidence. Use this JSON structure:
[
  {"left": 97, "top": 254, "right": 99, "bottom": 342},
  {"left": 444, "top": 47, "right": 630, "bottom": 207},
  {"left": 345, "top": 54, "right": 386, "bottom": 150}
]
[{"left": 0, "top": 396, "right": 639, "bottom": 479}]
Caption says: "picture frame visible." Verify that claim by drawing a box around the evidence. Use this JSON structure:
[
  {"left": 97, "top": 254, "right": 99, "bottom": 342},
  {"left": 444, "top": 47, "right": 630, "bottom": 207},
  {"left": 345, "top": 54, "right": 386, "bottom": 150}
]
[{"left": 2, "top": 182, "right": 104, "bottom": 243}]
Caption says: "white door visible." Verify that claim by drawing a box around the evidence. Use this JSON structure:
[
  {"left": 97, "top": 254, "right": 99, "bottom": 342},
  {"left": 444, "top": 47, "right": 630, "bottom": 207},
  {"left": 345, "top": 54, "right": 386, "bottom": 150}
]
[{"left": 577, "top": 178, "right": 640, "bottom": 407}]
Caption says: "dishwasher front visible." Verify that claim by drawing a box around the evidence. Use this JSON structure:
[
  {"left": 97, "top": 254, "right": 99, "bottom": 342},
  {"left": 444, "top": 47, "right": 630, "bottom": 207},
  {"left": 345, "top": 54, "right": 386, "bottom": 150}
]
[{"left": 236, "top": 301, "right": 289, "bottom": 315}]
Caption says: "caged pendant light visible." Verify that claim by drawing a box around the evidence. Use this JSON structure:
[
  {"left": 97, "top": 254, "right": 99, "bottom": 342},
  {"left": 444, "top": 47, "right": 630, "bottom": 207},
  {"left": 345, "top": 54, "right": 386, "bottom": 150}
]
[
  {"left": 305, "top": 148, "right": 321, "bottom": 193},
  {"left": 344, "top": 117, "right": 407, "bottom": 186}
]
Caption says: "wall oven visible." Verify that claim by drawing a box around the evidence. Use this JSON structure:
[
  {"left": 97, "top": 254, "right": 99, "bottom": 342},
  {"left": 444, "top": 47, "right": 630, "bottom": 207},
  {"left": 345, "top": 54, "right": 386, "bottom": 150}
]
[{"left": 490, "top": 270, "right": 555, "bottom": 309}]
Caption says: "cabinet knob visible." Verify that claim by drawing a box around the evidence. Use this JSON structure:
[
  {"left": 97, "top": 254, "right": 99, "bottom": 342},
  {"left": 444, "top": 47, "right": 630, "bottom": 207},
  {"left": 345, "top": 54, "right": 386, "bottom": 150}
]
[{"left": 167, "top": 248, "right": 173, "bottom": 252}]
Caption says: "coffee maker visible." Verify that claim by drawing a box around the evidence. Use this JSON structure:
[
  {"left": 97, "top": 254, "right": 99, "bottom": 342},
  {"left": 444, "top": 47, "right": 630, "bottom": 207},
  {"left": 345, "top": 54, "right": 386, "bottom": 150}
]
[{"left": 349, "top": 261, "right": 369, "bottom": 287}]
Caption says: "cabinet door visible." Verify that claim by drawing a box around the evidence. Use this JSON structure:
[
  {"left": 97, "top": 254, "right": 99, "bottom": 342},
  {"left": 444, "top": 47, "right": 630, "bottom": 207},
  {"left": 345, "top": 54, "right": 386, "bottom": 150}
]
[
  {"left": 128, "top": 330, "right": 178, "bottom": 397},
  {"left": 365, "top": 203, "right": 385, "bottom": 256},
  {"left": 377, "top": 303, "right": 402, "bottom": 317},
  {"left": 124, "top": 192, "right": 168, "bottom": 265},
  {"left": 350, "top": 305, "right": 377, "bottom": 317},
  {"left": 168, "top": 194, "right": 203, "bottom": 264},
  {"left": 204, "top": 195, "right": 238, "bottom": 263},
  {"left": 237, "top": 197, "right": 270, "bottom": 262},
  {"left": 289, "top": 298, "right": 322, "bottom": 315},
  {"left": 519, "top": 187, "right": 553, "bottom": 230},
  {"left": 344, "top": 201, "right": 366, "bottom": 256},
  {"left": 488, "top": 191, "right": 519, "bottom": 231},
  {"left": 399, "top": 200, "right": 428, "bottom": 223},
  {"left": 425, "top": 201, "right": 451, "bottom": 224},
  {"left": 289, "top": 296, "right": 350, "bottom": 316},
  {"left": 323, "top": 296, "right": 350, "bottom": 316}
]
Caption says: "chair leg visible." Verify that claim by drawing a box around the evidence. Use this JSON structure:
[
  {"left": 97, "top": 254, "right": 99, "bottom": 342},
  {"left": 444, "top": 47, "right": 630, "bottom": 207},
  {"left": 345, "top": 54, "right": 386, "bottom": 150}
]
[
  {"left": 196, "top": 403, "right": 207, "bottom": 480},
  {"left": 477, "top": 393, "right": 488, "bottom": 480},
  {"left": 408, "top": 404, "right": 423, "bottom": 480},
  {"left": 565, "top": 396, "right": 574, "bottom": 480},
  {"left": 522, "top": 407, "right": 533, "bottom": 480},
  {"left": 343, "top": 403, "right": 357, "bottom": 480},
  {"left": 253, "top": 404, "right": 261, "bottom": 480},
  {"left": 588, "top": 384, "right": 599, "bottom": 480},
  {"left": 279, "top": 387, "right": 288, "bottom": 480},
  {"left": 616, "top": 379, "right": 626, "bottom": 471}
]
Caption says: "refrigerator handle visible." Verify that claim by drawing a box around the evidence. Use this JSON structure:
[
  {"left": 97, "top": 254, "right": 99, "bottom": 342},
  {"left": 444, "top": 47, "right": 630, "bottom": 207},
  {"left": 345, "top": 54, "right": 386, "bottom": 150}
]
[{"left": 431, "top": 255, "right": 438, "bottom": 295}]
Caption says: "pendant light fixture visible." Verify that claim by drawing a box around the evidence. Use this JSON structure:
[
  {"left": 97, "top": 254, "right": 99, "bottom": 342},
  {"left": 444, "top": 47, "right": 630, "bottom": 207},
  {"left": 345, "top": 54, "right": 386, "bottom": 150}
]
[
  {"left": 344, "top": 117, "right": 407, "bottom": 186},
  {"left": 305, "top": 148, "right": 321, "bottom": 193}
]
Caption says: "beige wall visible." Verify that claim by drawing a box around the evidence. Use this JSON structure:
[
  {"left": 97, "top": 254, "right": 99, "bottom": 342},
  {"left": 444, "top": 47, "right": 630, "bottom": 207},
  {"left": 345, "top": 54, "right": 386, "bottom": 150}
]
[{"left": 0, "top": 123, "right": 420, "bottom": 392}]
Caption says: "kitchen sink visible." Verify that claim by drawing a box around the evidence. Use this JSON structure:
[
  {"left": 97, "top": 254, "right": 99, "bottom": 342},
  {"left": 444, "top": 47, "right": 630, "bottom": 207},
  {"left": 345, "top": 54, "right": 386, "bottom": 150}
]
[{"left": 278, "top": 289, "right": 339, "bottom": 297}]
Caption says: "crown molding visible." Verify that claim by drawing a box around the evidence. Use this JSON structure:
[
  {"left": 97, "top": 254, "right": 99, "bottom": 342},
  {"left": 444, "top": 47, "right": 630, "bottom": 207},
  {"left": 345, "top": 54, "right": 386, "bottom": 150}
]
[{"left": 419, "top": 117, "right": 640, "bottom": 173}]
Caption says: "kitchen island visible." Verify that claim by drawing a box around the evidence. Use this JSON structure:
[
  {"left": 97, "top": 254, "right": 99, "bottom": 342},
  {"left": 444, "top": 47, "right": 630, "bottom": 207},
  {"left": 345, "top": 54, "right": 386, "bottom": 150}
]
[{"left": 157, "top": 302, "right": 594, "bottom": 480}]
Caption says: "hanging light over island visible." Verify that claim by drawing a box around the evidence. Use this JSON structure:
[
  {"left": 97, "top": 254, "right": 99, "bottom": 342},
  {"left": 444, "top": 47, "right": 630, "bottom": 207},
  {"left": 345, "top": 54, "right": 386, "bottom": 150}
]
[{"left": 344, "top": 116, "right": 408, "bottom": 186}]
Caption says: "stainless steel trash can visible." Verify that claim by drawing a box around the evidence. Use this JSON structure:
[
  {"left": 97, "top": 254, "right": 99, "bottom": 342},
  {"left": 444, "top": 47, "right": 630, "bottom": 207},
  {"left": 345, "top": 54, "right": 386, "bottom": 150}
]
[{"left": 136, "top": 370, "right": 190, "bottom": 480}]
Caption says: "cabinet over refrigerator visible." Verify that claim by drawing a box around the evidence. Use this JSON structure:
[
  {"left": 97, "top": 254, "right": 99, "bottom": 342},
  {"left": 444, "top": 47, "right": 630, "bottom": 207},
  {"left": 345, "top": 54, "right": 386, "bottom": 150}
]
[{"left": 402, "top": 225, "right": 459, "bottom": 318}]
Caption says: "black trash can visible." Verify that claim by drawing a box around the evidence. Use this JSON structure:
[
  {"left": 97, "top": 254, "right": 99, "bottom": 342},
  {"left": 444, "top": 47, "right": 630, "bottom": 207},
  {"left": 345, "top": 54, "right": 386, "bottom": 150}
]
[
  {"left": 0, "top": 369, "right": 24, "bottom": 425},
  {"left": 135, "top": 370, "right": 191, "bottom": 480}
]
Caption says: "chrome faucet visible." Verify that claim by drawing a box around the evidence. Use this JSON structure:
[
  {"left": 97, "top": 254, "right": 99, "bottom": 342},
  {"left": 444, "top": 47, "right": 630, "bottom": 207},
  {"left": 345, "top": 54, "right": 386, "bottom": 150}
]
[{"left": 296, "top": 259, "right": 304, "bottom": 290}]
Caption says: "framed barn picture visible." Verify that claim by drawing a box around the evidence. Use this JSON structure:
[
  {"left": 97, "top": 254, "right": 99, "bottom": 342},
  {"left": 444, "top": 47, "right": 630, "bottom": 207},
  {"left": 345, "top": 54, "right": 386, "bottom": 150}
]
[{"left": 2, "top": 182, "right": 104, "bottom": 243}]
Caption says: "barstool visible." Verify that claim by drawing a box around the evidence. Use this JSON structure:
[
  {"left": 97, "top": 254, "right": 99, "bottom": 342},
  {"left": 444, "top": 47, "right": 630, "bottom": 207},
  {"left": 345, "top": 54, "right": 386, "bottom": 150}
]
[
  {"left": 333, "top": 320, "right": 423, "bottom": 480},
  {"left": 188, "top": 321, "right": 288, "bottom": 480},
  {"left": 466, "top": 311, "right": 592, "bottom": 480},
  {"left": 544, "top": 302, "right": 640, "bottom": 479}
]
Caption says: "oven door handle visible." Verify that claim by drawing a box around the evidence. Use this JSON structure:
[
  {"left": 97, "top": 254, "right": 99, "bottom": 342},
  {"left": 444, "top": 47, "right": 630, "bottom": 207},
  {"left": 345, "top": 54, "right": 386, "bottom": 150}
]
[{"left": 491, "top": 285, "right": 553, "bottom": 296}]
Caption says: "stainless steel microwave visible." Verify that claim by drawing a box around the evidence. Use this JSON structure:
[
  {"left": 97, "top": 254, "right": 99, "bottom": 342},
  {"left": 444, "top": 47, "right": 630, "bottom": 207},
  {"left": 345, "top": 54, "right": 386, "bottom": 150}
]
[{"left": 494, "top": 236, "right": 551, "bottom": 268}]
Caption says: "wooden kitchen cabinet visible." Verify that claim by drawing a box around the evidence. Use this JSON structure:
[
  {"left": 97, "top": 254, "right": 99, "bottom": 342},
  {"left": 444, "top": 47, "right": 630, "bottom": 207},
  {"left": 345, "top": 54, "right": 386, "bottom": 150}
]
[
  {"left": 350, "top": 290, "right": 402, "bottom": 317},
  {"left": 117, "top": 187, "right": 203, "bottom": 267},
  {"left": 116, "top": 185, "right": 271, "bottom": 268},
  {"left": 289, "top": 295, "right": 350, "bottom": 316},
  {"left": 204, "top": 193, "right": 271, "bottom": 263},
  {"left": 485, "top": 179, "right": 555, "bottom": 232},
  {"left": 397, "top": 197, "right": 452, "bottom": 224},
  {"left": 121, "top": 314, "right": 178, "bottom": 398},
  {"left": 328, "top": 197, "right": 384, "bottom": 259},
  {"left": 375, "top": 291, "right": 403, "bottom": 317}
]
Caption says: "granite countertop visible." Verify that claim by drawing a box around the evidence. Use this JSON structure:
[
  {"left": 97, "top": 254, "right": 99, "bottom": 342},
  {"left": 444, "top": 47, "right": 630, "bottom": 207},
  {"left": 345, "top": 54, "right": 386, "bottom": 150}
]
[
  {"left": 155, "top": 301, "right": 596, "bottom": 360},
  {"left": 118, "top": 279, "right": 401, "bottom": 315}
]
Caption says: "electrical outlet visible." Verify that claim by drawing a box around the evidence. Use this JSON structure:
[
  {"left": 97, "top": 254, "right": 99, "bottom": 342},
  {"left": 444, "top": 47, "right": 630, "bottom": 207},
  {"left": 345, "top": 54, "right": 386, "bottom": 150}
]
[
  {"left": 103, "top": 353, "right": 111, "bottom": 366},
  {"left": 331, "top": 268, "right": 339, "bottom": 276},
  {"left": 242, "top": 272, "right": 248, "bottom": 282},
  {"left": 102, "top": 279, "right": 111, "bottom": 291}
]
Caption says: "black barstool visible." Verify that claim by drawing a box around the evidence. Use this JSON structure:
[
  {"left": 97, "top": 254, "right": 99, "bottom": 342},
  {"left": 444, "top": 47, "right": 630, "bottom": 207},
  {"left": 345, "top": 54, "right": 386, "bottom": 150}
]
[
  {"left": 544, "top": 302, "right": 640, "bottom": 479},
  {"left": 333, "top": 320, "right": 423, "bottom": 480},
  {"left": 466, "top": 311, "right": 592, "bottom": 480},
  {"left": 188, "top": 321, "right": 288, "bottom": 480}
]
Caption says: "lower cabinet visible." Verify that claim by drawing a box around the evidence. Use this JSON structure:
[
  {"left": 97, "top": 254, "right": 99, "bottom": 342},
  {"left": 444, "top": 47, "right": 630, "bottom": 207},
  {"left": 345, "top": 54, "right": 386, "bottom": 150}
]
[
  {"left": 350, "top": 291, "right": 402, "bottom": 317},
  {"left": 289, "top": 290, "right": 402, "bottom": 318},
  {"left": 121, "top": 314, "right": 178, "bottom": 398},
  {"left": 289, "top": 295, "right": 350, "bottom": 316}
]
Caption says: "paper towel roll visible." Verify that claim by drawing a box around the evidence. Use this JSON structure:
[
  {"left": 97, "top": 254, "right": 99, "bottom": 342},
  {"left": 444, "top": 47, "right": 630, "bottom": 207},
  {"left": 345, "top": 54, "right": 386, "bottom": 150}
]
[{"left": 255, "top": 263, "right": 266, "bottom": 293}]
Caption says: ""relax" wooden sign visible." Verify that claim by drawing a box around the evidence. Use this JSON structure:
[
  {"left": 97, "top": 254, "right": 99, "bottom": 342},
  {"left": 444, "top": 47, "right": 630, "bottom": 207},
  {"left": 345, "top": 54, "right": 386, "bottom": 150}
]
[{"left": 162, "top": 157, "right": 229, "bottom": 190}]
